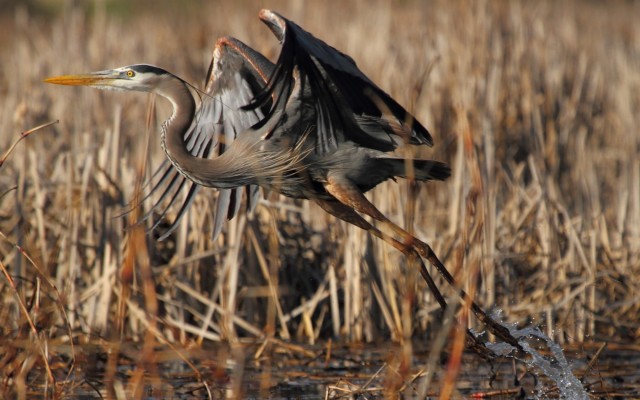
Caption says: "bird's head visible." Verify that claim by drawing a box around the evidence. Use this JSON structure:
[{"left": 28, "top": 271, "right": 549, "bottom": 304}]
[{"left": 44, "top": 64, "right": 174, "bottom": 93}]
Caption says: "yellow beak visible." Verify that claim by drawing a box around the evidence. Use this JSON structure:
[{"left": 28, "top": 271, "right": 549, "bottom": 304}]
[{"left": 44, "top": 72, "right": 116, "bottom": 86}]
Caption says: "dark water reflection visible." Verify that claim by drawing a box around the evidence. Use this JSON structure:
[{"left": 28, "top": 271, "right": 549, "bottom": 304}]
[{"left": 21, "top": 340, "right": 640, "bottom": 398}]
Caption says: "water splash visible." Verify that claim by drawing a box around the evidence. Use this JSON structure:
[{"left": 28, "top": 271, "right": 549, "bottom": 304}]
[{"left": 483, "top": 315, "right": 588, "bottom": 399}]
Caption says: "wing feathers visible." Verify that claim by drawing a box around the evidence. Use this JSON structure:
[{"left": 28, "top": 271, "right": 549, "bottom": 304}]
[
  {"left": 144, "top": 37, "right": 274, "bottom": 240},
  {"left": 142, "top": 10, "right": 436, "bottom": 240},
  {"left": 255, "top": 9, "right": 433, "bottom": 151}
]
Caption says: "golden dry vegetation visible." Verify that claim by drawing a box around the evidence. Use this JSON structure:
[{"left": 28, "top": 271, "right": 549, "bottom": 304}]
[{"left": 1, "top": 0, "right": 639, "bottom": 398}]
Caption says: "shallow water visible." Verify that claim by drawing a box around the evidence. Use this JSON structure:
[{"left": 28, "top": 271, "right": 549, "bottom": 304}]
[{"left": 15, "top": 340, "right": 640, "bottom": 399}]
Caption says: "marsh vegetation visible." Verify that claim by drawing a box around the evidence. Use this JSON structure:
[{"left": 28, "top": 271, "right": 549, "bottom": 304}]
[{"left": 1, "top": 0, "right": 639, "bottom": 397}]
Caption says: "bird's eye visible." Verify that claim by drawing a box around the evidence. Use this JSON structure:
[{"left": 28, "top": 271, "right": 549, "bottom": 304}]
[{"left": 126, "top": 70, "right": 135, "bottom": 78}]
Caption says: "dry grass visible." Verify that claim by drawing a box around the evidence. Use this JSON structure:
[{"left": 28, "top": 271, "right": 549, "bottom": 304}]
[{"left": 1, "top": 0, "right": 639, "bottom": 397}]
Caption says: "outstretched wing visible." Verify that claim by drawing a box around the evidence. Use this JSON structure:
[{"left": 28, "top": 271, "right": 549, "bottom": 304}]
[
  {"left": 248, "top": 9, "right": 432, "bottom": 155},
  {"left": 143, "top": 37, "right": 274, "bottom": 240}
]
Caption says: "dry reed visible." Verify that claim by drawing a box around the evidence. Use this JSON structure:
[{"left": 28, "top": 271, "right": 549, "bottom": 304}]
[{"left": 1, "top": 0, "right": 639, "bottom": 397}]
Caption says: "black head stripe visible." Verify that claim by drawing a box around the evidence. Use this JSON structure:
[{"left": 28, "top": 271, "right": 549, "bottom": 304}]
[{"left": 130, "top": 64, "right": 167, "bottom": 75}]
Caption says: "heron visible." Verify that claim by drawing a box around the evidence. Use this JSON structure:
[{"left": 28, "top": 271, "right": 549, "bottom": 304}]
[{"left": 45, "top": 9, "right": 519, "bottom": 348}]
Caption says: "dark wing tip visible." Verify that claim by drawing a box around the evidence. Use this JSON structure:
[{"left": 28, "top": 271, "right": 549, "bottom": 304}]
[
  {"left": 416, "top": 160, "right": 450, "bottom": 181},
  {"left": 408, "top": 120, "right": 434, "bottom": 147},
  {"left": 257, "top": 9, "right": 436, "bottom": 152}
]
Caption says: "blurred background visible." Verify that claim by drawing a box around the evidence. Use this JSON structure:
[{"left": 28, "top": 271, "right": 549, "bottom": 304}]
[{"left": 1, "top": 0, "right": 639, "bottom": 397}]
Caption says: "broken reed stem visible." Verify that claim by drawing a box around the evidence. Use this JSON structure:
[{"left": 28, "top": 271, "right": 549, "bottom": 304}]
[
  {"left": 440, "top": 102, "right": 487, "bottom": 398},
  {"left": 0, "top": 120, "right": 58, "bottom": 168},
  {"left": 127, "top": 95, "right": 161, "bottom": 400},
  {"left": 247, "top": 224, "right": 291, "bottom": 340},
  {"left": 0, "top": 259, "right": 55, "bottom": 386},
  {"left": 0, "top": 230, "right": 77, "bottom": 382}
]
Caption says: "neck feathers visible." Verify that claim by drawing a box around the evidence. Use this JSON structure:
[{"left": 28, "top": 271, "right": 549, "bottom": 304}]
[{"left": 158, "top": 75, "right": 309, "bottom": 190}]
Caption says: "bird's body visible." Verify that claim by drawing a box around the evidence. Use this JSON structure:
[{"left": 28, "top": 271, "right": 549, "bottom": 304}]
[
  {"left": 45, "top": 9, "right": 523, "bottom": 350},
  {"left": 46, "top": 10, "right": 450, "bottom": 239},
  {"left": 149, "top": 16, "right": 451, "bottom": 205},
  {"left": 45, "top": 6, "right": 451, "bottom": 305}
]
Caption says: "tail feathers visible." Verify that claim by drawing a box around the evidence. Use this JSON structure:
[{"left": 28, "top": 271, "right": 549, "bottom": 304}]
[{"left": 384, "top": 158, "right": 451, "bottom": 181}]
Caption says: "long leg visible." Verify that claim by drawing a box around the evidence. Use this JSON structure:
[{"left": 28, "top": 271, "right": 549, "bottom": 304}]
[
  {"left": 314, "top": 199, "right": 448, "bottom": 311},
  {"left": 316, "top": 198, "right": 501, "bottom": 356},
  {"left": 324, "top": 175, "right": 522, "bottom": 349}
]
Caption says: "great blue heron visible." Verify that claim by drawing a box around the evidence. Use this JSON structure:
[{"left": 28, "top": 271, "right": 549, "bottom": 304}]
[{"left": 45, "top": 9, "right": 519, "bottom": 348}]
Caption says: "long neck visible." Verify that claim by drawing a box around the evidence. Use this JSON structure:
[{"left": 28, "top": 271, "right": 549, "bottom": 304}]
[
  {"left": 158, "top": 75, "right": 309, "bottom": 191},
  {"left": 158, "top": 77, "right": 257, "bottom": 189}
]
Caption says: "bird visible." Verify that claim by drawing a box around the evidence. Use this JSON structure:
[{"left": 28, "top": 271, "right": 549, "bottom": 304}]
[{"left": 45, "top": 9, "right": 519, "bottom": 348}]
